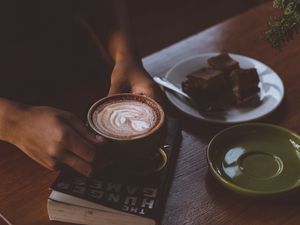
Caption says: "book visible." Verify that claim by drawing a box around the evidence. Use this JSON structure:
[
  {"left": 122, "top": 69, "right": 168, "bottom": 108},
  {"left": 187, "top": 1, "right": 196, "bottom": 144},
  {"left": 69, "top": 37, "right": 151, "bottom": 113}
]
[{"left": 47, "top": 118, "right": 181, "bottom": 225}]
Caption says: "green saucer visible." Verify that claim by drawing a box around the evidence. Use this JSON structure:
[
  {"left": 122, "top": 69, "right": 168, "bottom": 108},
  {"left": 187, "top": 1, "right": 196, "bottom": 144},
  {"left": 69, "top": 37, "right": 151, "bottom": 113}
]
[{"left": 207, "top": 123, "right": 300, "bottom": 195}]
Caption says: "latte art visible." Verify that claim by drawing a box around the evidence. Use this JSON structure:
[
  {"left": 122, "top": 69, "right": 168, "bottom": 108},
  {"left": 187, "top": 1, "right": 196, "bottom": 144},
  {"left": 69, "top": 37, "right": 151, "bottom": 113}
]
[{"left": 95, "top": 100, "right": 157, "bottom": 138}]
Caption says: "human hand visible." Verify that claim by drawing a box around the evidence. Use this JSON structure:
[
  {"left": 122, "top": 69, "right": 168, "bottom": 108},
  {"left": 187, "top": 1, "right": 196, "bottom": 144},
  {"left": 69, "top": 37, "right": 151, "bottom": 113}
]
[
  {"left": 108, "top": 62, "right": 165, "bottom": 106},
  {"left": 6, "top": 105, "right": 108, "bottom": 177}
]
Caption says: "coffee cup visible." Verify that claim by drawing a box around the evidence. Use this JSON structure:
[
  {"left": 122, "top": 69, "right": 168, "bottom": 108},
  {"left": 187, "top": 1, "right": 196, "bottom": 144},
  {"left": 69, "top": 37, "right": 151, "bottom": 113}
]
[{"left": 87, "top": 93, "right": 165, "bottom": 164}]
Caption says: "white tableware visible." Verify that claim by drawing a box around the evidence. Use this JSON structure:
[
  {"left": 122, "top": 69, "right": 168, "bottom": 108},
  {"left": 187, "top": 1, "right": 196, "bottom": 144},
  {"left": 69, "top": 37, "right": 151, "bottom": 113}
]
[{"left": 164, "top": 53, "right": 284, "bottom": 124}]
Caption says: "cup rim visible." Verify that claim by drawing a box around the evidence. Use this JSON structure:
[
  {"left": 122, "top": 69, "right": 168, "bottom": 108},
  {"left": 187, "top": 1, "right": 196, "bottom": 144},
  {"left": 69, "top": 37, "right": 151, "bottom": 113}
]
[{"left": 87, "top": 93, "right": 165, "bottom": 141}]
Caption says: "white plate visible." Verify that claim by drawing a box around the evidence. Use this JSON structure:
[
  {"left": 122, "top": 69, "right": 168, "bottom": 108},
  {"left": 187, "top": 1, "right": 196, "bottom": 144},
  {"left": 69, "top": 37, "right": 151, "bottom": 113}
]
[{"left": 164, "top": 53, "right": 284, "bottom": 124}]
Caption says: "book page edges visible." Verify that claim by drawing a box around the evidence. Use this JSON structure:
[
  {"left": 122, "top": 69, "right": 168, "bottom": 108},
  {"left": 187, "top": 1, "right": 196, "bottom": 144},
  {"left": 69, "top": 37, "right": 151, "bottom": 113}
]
[
  {"left": 49, "top": 190, "right": 128, "bottom": 216},
  {"left": 48, "top": 199, "right": 156, "bottom": 225}
]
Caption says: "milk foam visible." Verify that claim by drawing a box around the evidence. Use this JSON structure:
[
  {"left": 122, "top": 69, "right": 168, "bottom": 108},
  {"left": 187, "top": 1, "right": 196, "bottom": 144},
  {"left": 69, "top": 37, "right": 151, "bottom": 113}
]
[{"left": 95, "top": 100, "right": 157, "bottom": 138}]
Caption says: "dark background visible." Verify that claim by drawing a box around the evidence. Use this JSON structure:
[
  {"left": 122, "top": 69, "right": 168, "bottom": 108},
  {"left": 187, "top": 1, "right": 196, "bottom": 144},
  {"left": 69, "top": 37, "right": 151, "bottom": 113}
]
[{"left": 128, "top": 0, "right": 269, "bottom": 56}]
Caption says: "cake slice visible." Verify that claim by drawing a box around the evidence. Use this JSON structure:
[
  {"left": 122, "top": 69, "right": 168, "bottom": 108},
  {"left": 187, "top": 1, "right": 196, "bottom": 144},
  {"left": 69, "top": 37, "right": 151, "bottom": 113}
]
[
  {"left": 182, "top": 67, "right": 228, "bottom": 109},
  {"left": 208, "top": 53, "right": 240, "bottom": 74},
  {"left": 185, "top": 67, "right": 226, "bottom": 91},
  {"left": 229, "top": 68, "right": 260, "bottom": 103}
]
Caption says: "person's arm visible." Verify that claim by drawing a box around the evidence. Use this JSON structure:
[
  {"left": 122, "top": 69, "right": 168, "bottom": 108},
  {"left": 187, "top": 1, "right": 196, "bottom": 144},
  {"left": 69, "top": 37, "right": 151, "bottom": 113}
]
[
  {"left": 83, "top": 0, "right": 164, "bottom": 104},
  {"left": 108, "top": 1, "right": 164, "bottom": 101},
  {"left": 0, "top": 98, "right": 108, "bottom": 177},
  {"left": 106, "top": 0, "right": 140, "bottom": 67}
]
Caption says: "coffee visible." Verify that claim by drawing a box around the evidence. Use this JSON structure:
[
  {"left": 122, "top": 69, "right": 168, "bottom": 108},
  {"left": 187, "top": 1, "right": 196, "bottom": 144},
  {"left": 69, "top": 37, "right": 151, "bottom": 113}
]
[
  {"left": 88, "top": 94, "right": 164, "bottom": 140},
  {"left": 93, "top": 100, "right": 158, "bottom": 139}
]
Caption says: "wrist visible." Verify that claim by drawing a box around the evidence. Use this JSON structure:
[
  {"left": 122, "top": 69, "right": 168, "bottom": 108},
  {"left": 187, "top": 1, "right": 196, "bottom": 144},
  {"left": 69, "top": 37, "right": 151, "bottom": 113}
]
[
  {"left": 115, "top": 51, "right": 143, "bottom": 68},
  {"left": 112, "top": 61, "right": 149, "bottom": 85},
  {"left": 0, "top": 98, "right": 29, "bottom": 143}
]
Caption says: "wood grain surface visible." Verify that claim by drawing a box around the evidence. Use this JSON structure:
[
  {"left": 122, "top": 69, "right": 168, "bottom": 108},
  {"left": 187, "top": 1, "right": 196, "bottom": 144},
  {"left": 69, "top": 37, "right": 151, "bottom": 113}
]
[{"left": 1, "top": 2, "right": 300, "bottom": 225}]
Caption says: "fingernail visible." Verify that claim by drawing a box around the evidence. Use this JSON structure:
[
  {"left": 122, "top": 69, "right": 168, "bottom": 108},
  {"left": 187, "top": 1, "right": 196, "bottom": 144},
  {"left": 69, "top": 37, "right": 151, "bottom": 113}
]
[{"left": 96, "top": 135, "right": 104, "bottom": 142}]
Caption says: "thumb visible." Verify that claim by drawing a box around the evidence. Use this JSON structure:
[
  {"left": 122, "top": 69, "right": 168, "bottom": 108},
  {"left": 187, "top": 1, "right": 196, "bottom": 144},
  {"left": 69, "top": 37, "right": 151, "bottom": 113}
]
[{"left": 108, "top": 81, "right": 126, "bottom": 96}]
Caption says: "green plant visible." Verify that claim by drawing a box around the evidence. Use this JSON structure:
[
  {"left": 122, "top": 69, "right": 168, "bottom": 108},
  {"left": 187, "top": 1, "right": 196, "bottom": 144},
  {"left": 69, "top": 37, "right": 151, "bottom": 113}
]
[{"left": 265, "top": 0, "right": 300, "bottom": 48}]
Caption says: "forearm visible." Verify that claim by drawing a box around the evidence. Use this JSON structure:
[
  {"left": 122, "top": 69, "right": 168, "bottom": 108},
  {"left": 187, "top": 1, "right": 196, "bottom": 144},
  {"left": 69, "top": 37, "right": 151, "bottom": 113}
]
[
  {"left": 0, "top": 98, "right": 26, "bottom": 143},
  {"left": 89, "top": 0, "right": 141, "bottom": 67},
  {"left": 108, "top": 0, "right": 141, "bottom": 65}
]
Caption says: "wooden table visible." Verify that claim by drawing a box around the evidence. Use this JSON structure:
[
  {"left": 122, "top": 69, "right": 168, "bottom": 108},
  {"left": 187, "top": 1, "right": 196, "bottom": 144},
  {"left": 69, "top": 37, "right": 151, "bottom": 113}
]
[{"left": 1, "top": 2, "right": 300, "bottom": 225}]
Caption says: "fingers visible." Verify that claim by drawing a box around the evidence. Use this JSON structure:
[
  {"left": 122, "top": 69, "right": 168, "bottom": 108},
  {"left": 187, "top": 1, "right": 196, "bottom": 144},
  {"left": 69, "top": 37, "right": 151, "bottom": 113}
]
[
  {"left": 63, "top": 127, "right": 110, "bottom": 170},
  {"left": 68, "top": 137, "right": 96, "bottom": 163},
  {"left": 51, "top": 130, "right": 109, "bottom": 177},
  {"left": 132, "top": 83, "right": 166, "bottom": 106},
  {"left": 54, "top": 112, "right": 110, "bottom": 176},
  {"left": 62, "top": 113, "right": 105, "bottom": 145},
  {"left": 61, "top": 142, "right": 110, "bottom": 177},
  {"left": 108, "top": 70, "right": 130, "bottom": 96},
  {"left": 60, "top": 151, "right": 93, "bottom": 177},
  {"left": 147, "top": 91, "right": 165, "bottom": 106},
  {"left": 108, "top": 82, "right": 125, "bottom": 96},
  {"left": 65, "top": 131, "right": 97, "bottom": 163}
]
